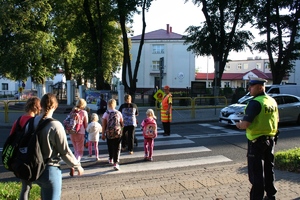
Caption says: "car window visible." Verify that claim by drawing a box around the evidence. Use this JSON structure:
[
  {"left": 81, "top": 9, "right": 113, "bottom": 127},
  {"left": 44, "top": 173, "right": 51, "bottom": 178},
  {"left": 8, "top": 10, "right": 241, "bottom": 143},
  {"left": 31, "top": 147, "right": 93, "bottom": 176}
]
[
  {"left": 268, "top": 88, "right": 280, "bottom": 94},
  {"left": 240, "top": 97, "right": 253, "bottom": 105},
  {"left": 283, "top": 96, "right": 298, "bottom": 104},
  {"left": 274, "top": 97, "right": 283, "bottom": 105}
]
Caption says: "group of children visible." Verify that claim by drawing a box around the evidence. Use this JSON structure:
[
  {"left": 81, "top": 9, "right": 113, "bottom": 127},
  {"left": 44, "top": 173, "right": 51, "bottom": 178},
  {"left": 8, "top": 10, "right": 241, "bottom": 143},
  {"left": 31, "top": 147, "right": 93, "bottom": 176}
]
[{"left": 86, "top": 105, "right": 158, "bottom": 167}]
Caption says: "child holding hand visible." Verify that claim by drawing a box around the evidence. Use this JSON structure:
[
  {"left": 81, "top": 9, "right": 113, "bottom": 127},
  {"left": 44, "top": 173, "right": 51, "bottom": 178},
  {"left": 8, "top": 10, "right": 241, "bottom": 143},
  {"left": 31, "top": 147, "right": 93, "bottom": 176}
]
[
  {"left": 86, "top": 113, "right": 102, "bottom": 161},
  {"left": 141, "top": 109, "right": 157, "bottom": 161}
]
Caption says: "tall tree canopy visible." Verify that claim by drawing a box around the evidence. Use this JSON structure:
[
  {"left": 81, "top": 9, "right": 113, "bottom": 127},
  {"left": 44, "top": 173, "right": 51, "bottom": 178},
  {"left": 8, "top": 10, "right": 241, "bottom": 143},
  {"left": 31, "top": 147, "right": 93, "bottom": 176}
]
[
  {"left": 0, "top": 0, "right": 58, "bottom": 84},
  {"left": 253, "top": 0, "right": 300, "bottom": 84},
  {"left": 0, "top": 0, "right": 124, "bottom": 89},
  {"left": 183, "top": 0, "right": 256, "bottom": 89}
]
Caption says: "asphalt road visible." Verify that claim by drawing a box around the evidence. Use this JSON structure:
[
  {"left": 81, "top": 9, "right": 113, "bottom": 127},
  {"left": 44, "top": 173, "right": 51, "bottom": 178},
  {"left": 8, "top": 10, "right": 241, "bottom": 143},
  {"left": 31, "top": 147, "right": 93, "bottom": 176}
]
[{"left": 1, "top": 121, "right": 299, "bottom": 181}]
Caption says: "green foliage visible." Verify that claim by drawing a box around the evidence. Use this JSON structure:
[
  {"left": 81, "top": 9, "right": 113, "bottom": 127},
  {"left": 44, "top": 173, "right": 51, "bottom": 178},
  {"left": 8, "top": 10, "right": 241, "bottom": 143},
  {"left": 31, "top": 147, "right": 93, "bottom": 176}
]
[
  {"left": 223, "top": 87, "right": 233, "bottom": 96},
  {"left": 183, "top": 0, "right": 255, "bottom": 87},
  {"left": 235, "top": 87, "right": 246, "bottom": 95},
  {"left": 275, "top": 148, "right": 300, "bottom": 173},
  {"left": 253, "top": 0, "right": 300, "bottom": 84},
  {"left": 0, "top": 182, "right": 40, "bottom": 200}
]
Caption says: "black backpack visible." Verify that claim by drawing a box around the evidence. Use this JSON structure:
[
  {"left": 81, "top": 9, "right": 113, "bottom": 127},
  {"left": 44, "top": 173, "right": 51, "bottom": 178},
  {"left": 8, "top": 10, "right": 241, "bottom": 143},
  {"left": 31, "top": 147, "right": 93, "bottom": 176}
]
[
  {"left": 2, "top": 116, "right": 25, "bottom": 171},
  {"left": 2, "top": 117, "right": 53, "bottom": 181}
]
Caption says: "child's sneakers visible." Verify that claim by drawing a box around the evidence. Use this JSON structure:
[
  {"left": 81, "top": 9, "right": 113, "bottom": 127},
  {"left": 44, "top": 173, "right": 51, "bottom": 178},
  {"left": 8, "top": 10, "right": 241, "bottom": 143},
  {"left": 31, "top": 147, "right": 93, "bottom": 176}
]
[
  {"left": 113, "top": 163, "right": 120, "bottom": 170},
  {"left": 143, "top": 154, "right": 153, "bottom": 161},
  {"left": 144, "top": 154, "right": 148, "bottom": 161}
]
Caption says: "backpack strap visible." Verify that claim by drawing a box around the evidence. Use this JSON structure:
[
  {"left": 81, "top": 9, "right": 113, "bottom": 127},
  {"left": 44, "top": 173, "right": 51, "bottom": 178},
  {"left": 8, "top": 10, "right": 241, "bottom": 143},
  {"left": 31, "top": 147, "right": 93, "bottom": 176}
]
[{"left": 30, "top": 117, "right": 56, "bottom": 134}]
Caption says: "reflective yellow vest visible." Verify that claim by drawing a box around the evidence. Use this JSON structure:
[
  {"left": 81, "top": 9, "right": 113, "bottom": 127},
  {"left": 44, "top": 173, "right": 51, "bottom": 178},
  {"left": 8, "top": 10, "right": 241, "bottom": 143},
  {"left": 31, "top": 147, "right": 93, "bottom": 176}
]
[
  {"left": 246, "top": 95, "right": 278, "bottom": 140},
  {"left": 161, "top": 94, "right": 172, "bottom": 122}
]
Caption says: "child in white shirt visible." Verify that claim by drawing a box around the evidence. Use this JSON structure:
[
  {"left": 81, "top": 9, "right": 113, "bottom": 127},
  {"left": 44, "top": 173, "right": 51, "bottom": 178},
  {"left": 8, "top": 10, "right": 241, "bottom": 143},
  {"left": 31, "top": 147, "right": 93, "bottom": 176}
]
[{"left": 86, "top": 113, "right": 102, "bottom": 161}]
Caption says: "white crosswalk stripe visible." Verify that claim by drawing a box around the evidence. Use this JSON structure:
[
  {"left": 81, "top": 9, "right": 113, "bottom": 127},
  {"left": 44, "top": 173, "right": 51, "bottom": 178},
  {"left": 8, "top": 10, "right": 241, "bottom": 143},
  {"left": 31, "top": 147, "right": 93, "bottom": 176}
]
[
  {"left": 61, "top": 146, "right": 231, "bottom": 178},
  {"left": 62, "top": 126, "right": 233, "bottom": 178}
]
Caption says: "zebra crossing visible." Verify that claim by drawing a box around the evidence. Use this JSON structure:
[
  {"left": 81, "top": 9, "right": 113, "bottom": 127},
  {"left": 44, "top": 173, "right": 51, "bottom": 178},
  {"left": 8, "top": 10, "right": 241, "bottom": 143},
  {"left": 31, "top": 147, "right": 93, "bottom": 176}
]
[{"left": 61, "top": 126, "right": 233, "bottom": 178}]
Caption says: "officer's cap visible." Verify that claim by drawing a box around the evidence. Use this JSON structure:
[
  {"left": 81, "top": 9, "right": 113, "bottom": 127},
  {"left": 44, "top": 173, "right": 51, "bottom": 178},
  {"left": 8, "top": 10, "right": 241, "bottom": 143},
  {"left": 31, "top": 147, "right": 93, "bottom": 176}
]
[{"left": 248, "top": 77, "right": 267, "bottom": 86}]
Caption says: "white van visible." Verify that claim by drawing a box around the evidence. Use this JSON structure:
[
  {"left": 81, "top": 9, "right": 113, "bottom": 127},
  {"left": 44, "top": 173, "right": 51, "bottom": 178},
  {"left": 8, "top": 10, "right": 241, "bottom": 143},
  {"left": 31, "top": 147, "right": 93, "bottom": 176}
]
[
  {"left": 266, "top": 85, "right": 300, "bottom": 96},
  {"left": 237, "top": 84, "right": 300, "bottom": 103}
]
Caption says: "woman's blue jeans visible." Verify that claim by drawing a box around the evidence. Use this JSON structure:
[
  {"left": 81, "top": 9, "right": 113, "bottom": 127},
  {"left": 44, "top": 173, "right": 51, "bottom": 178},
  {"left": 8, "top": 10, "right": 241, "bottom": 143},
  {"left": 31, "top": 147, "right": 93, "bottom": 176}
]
[{"left": 35, "top": 165, "right": 62, "bottom": 200}]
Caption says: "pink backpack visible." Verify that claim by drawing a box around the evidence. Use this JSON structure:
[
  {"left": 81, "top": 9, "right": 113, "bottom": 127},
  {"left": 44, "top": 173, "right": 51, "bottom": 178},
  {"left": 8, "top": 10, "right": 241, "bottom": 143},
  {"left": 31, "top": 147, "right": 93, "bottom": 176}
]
[
  {"left": 63, "top": 110, "right": 83, "bottom": 134},
  {"left": 142, "top": 118, "right": 157, "bottom": 139}
]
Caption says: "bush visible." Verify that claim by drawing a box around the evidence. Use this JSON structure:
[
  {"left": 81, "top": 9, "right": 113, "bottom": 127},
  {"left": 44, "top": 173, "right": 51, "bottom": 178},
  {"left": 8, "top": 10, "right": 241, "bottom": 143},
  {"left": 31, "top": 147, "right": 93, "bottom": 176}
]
[
  {"left": 223, "top": 87, "right": 233, "bottom": 97},
  {"left": 275, "top": 147, "right": 300, "bottom": 173},
  {"left": 0, "top": 182, "right": 40, "bottom": 200}
]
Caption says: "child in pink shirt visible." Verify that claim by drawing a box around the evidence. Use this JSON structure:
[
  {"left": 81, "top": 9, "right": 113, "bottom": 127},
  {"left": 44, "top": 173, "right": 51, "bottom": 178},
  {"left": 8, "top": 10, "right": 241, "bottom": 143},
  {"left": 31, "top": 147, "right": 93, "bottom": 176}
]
[{"left": 141, "top": 109, "right": 157, "bottom": 161}]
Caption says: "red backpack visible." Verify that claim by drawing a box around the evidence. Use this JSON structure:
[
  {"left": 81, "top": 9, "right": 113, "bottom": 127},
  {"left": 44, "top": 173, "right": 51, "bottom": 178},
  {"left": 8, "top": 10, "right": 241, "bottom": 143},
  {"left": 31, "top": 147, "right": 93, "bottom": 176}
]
[{"left": 63, "top": 110, "right": 83, "bottom": 134}]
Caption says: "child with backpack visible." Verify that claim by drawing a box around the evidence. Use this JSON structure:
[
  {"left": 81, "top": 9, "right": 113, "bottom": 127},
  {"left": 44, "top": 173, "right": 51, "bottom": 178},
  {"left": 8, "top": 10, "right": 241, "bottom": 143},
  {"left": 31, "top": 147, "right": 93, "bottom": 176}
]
[
  {"left": 101, "top": 99, "right": 124, "bottom": 170},
  {"left": 5, "top": 97, "right": 41, "bottom": 200},
  {"left": 68, "top": 98, "right": 89, "bottom": 162},
  {"left": 141, "top": 109, "right": 158, "bottom": 161},
  {"left": 28, "top": 93, "right": 84, "bottom": 199},
  {"left": 86, "top": 113, "right": 102, "bottom": 161}
]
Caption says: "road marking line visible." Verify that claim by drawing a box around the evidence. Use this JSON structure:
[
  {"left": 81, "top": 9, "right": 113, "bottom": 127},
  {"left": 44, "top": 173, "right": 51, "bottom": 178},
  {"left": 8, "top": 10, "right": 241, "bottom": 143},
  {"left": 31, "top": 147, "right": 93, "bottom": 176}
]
[
  {"left": 62, "top": 155, "right": 231, "bottom": 178},
  {"left": 61, "top": 146, "right": 211, "bottom": 164}
]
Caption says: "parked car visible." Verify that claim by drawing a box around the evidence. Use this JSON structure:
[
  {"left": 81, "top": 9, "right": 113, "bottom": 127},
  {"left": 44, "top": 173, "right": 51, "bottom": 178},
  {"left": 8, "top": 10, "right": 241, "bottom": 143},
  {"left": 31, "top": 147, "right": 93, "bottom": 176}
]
[
  {"left": 14, "top": 93, "right": 19, "bottom": 99},
  {"left": 219, "top": 94, "right": 300, "bottom": 125}
]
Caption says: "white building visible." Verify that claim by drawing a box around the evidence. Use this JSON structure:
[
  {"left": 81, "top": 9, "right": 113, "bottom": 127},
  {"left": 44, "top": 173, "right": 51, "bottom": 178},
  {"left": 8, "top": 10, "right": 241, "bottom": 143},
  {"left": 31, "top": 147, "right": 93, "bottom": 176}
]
[
  {"left": 289, "top": 59, "right": 300, "bottom": 84},
  {"left": 0, "top": 72, "right": 66, "bottom": 95},
  {"left": 130, "top": 24, "right": 195, "bottom": 91},
  {"left": 196, "top": 57, "right": 292, "bottom": 89}
]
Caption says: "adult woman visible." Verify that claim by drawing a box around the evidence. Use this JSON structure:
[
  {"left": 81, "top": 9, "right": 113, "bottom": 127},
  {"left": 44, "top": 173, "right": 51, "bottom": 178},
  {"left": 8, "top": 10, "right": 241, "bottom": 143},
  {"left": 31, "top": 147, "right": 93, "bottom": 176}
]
[
  {"left": 9, "top": 97, "right": 41, "bottom": 200},
  {"left": 34, "top": 93, "right": 84, "bottom": 200},
  {"left": 118, "top": 94, "right": 139, "bottom": 154},
  {"left": 69, "top": 98, "right": 89, "bottom": 162},
  {"left": 102, "top": 99, "right": 123, "bottom": 170}
]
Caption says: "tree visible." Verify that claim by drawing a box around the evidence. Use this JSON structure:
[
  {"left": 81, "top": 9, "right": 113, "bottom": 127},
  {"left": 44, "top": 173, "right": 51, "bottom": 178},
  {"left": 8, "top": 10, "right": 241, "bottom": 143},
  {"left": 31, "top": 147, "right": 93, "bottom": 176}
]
[
  {"left": 253, "top": 0, "right": 300, "bottom": 84},
  {"left": 115, "top": 0, "right": 152, "bottom": 97},
  {"left": 81, "top": 0, "right": 123, "bottom": 90},
  {"left": 0, "top": 0, "right": 57, "bottom": 84},
  {"left": 183, "top": 0, "right": 255, "bottom": 91}
]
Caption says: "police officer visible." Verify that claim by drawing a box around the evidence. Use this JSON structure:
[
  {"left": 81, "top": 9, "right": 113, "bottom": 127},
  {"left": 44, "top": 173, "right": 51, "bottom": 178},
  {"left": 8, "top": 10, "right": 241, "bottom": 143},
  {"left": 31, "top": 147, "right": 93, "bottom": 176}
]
[{"left": 236, "top": 77, "right": 278, "bottom": 200}]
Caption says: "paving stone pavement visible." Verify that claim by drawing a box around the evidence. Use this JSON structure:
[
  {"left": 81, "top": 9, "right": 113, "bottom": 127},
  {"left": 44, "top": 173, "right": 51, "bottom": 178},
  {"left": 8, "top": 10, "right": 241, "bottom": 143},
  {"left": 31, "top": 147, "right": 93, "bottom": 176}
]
[{"left": 60, "top": 162, "right": 300, "bottom": 200}]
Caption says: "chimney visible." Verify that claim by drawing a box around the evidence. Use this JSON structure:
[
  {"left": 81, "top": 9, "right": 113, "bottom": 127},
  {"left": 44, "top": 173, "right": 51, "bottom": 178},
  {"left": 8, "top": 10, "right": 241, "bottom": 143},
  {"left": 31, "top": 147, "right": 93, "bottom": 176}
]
[
  {"left": 170, "top": 27, "right": 172, "bottom": 33},
  {"left": 167, "top": 24, "right": 170, "bottom": 34}
]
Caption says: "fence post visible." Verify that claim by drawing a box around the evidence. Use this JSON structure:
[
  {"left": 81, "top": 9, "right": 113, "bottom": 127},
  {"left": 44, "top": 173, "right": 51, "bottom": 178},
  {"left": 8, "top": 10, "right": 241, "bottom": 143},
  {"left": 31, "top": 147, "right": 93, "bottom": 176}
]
[
  {"left": 4, "top": 101, "right": 9, "bottom": 123},
  {"left": 191, "top": 97, "right": 195, "bottom": 119}
]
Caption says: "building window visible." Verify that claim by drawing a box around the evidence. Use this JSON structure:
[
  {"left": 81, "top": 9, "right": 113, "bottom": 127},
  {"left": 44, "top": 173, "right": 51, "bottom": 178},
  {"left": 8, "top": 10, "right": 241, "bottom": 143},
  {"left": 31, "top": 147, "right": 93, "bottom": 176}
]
[
  {"left": 2, "top": 83, "right": 8, "bottom": 90},
  {"left": 225, "top": 64, "right": 230, "bottom": 71},
  {"left": 256, "top": 63, "right": 261, "bottom": 69},
  {"left": 152, "top": 60, "right": 160, "bottom": 71},
  {"left": 224, "top": 82, "right": 230, "bottom": 87},
  {"left": 264, "top": 62, "right": 269, "bottom": 69},
  {"left": 237, "top": 63, "right": 242, "bottom": 70},
  {"left": 208, "top": 82, "right": 212, "bottom": 88},
  {"left": 152, "top": 44, "right": 164, "bottom": 54},
  {"left": 244, "top": 63, "right": 248, "bottom": 69}
]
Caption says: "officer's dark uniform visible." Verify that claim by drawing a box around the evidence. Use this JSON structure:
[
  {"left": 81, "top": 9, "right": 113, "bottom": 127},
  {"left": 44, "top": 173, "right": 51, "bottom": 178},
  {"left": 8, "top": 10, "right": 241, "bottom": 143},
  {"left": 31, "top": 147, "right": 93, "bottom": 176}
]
[{"left": 243, "top": 90, "right": 278, "bottom": 200}]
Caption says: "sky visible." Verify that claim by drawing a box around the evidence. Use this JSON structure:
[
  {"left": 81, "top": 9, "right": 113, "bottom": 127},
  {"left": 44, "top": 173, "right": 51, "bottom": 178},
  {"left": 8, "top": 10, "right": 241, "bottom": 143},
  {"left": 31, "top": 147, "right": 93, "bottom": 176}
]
[{"left": 131, "top": 0, "right": 267, "bottom": 72}]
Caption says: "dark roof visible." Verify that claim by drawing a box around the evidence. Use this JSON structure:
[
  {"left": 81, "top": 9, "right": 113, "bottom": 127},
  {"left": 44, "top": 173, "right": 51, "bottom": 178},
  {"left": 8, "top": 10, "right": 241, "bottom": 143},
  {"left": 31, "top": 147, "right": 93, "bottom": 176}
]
[
  {"left": 195, "top": 69, "right": 273, "bottom": 80},
  {"left": 131, "top": 29, "right": 184, "bottom": 40}
]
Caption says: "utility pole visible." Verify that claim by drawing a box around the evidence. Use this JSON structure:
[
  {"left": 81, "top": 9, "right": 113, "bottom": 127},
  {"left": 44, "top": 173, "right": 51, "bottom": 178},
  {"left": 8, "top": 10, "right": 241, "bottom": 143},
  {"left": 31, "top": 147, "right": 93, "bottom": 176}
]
[{"left": 159, "top": 57, "right": 164, "bottom": 89}]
